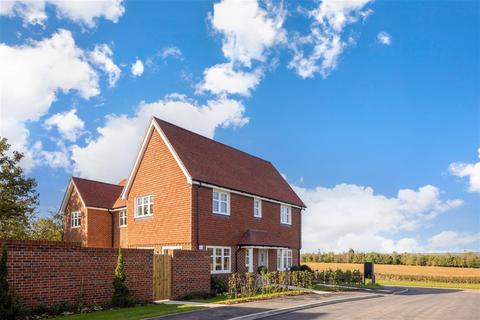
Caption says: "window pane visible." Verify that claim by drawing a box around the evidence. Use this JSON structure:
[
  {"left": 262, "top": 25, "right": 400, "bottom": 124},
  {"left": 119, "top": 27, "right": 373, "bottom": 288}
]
[
  {"left": 208, "top": 248, "right": 213, "bottom": 256},
  {"left": 216, "top": 248, "right": 222, "bottom": 256},
  {"left": 213, "top": 200, "right": 219, "bottom": 212},
  {"left": 149, "top": 195, "right": 153, "bottom": 203},
  {"left": 220, "top": 202, "right": 227, "bottom": 213},
  {"left": 149, "top": 204, "right": 153, "bottom": 214},
  {"left": 220, "top": 193, "right": 227, "bottom": 201},
  {"left": 215, "top": 257, "right": 222, "bottom": 271},
  {"left": 224, "top": 256, "right": 230, "bottom": 271},
  {"left": 213, "top": 192, "right": 219, "bottom": 200}
]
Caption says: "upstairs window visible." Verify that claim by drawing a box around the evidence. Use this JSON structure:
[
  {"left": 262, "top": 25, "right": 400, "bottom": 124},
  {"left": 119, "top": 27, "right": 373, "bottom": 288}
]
[
  {"left": 119, "top": 210, "right": 127, "bottom": 226},
  {"left": 213, "top": 190, "right": 230, "bottom": 215},
  {"left": 253, "top": 198, "right": 262, "bottom": 218},
  {"left": 280, "top": 205, "right": 291, "bottom": 225},
  {"left": 71, "top": 211, "right": 80, "bottom": 228},
  {"left": 135, "top": 195, "right": 153, "bottom": 218}
]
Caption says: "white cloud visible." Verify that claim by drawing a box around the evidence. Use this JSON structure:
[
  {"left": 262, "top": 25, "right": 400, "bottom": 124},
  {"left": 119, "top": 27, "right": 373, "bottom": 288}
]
[
  {"left": 131, "top": 58, "right": 144, "bottom": 77},
  {"left": 377, "top": 31, "right": 392, "bottom": 45},
  {"left": 210, "top": 0, "right": 286, "bottom": 67},
  {"left": 197, "top": 63, "right": 263, "bottom": 96},
  {"left": 44, "top": 108, "right": 85, "bottom": 142},
  {"left": 88, "top": 44, "right": 121, "bottom": 87},
  {"left": 0, "top": 29, "right": 99, "bottom": 169},
  {"left": 289, "top": 0, "right": 373, "bottom": 78},
  {"left": 71, "top": 94, "right": 248, "bottom": 183},
  {"left": 0, "top": 0, "right": 125, "bottom": 27},
  {"left": 160, "top": 46, "right": 183, "bottom": 60},
  {"left": 32, "top": 140, "right": 70, "bottom": 170},
  {"left": 429, "top": 231, "right": 480, "bottom": 251},
  {"left": 449, "top": 149, "right": 480, "bottom": 193},
  {"left": 294, "top": 183, "right": 463, "bottom": 253}
]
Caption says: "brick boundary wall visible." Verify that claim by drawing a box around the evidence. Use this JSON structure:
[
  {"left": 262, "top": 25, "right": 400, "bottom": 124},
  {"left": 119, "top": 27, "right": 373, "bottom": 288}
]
[
  {"left": 0, "top": 240, "right": 153, "bottom": 307},
  {"left": 170, "top": 250, "right": 210, "bottom": 299}
]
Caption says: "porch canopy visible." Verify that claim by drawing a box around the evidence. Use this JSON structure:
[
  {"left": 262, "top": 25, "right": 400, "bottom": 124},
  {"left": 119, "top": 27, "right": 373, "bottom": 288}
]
[{"left": 238, "top": 229, "right": 290, "bottom": 249}]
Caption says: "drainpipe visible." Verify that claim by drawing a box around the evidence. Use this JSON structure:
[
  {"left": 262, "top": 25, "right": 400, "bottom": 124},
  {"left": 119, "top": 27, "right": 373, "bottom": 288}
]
[
  {"left": 109, "top": 209, "right": 114, "bottom": 248},
  {"left": 196, "top": 182, "right": 201, "bottom": 250}
]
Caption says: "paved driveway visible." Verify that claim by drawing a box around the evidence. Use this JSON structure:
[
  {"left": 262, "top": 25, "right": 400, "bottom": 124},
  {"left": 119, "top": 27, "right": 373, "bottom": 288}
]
[
  {"left": 153, "top": 287, "right": 480, "bottom": 320},
  {"left": 270, "top": 287, "right": 480, "bottom": 320}
]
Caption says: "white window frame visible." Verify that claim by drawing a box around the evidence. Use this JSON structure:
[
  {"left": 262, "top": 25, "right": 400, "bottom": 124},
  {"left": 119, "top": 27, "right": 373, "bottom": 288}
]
[
  {"left": 212, "top": 190, "right": 230, "bottom": 216},
  {"left": 258, "top": 249, "right": 268, "bottom": 268},
  {"left": 207, "top": 246, "right": 231, "bottom": 274},
  {"left": 277, "top": 249, "right": 293, "bottom": 271},
  {"left": 245, "top": 248, "right": 253, "bottom": 272},
  {"left": 253, "top": 198, "right": 262, "bottom": 218},
  {"left": 135, "top": 195, "right": 153, "bottom": 218},
  {"left": 280, "top": 205, "right": 292, "bottom": 225},
  {"left": 71, "top": 211, "right": 80, "bottom": 228},
  {"left": 119, "top": 210, "right": 127, "bottom": 227}
]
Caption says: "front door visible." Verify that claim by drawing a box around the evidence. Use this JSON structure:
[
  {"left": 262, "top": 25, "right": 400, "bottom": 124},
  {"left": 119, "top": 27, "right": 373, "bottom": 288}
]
[{"left": 259, "top": 249, "right": 268, "bottom": 268}]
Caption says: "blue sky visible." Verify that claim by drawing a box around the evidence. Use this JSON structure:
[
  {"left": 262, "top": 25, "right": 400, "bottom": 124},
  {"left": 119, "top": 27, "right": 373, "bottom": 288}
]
[{"left": 1, "top": 0, "right": 478, "bottom": 253}]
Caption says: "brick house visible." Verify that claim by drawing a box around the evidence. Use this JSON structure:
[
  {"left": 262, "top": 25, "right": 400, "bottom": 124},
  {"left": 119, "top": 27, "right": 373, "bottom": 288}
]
[{"left": 61, "top": 117, "right": 306, "bottom": 275}]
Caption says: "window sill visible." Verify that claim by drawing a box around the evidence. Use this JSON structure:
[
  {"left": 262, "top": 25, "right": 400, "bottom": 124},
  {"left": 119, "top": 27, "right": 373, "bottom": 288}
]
[
  {"left": 134, "top": 215, "right": 153, "bottom": 221},
  {"left": 71, "top": 226, "right": 80, "bottom": 229},
  {"left": 254, "top": 216, "right": 262, "bottom": 219},
  {"left": 280, "top": 223, "right": 292, "bottom": 227},
  {"left": 119, "top": 225, "right": 127, "bottom": 228},
  {"left": 213, "top": 212, "right": 230, "bottom": 217},
  {"left": 211, "top": 270, "right": 231, "bottom": 274}
]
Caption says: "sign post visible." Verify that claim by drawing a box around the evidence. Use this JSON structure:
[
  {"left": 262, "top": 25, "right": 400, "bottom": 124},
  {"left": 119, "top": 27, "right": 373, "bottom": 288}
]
[{"left": 364, "top": 262, "right": 375, "bottom": 285}]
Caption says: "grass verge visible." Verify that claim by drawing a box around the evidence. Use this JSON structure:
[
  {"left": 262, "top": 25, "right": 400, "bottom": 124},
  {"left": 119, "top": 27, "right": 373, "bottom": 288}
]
[
  {"left": 54, "top": 304, "right": 204, "bottom": 320},
  {"left": 378, "top": 279, "right": 480, "bottom": 290},
  {"left": 191, "top": 290, "right": 306, "bottom": 304}
]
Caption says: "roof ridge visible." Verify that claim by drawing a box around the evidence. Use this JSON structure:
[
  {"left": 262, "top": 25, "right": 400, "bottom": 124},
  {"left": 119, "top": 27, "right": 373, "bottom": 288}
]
[
  {"left": 72, "top": 176, "right": 123, "bottom": 188},
  {"left": 154, "top": 117, "right": 272, "bottom": 164}
]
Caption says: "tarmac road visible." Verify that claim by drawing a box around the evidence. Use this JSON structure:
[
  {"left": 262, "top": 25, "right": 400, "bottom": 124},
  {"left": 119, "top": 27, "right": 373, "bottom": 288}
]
[{"left": 269, "top": 287, "right": 480, "bottom": 320}]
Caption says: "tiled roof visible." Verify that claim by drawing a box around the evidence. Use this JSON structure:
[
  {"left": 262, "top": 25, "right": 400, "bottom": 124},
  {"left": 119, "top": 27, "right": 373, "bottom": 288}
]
[
  {"left": 238, "top": 229, "right": 290, "bottom": 247},
  {"left": 72, "top": 177, "right": 125, "bottom": 209},
  {"left": 155, "top": 118, "right": 305, "bottom": 207}
]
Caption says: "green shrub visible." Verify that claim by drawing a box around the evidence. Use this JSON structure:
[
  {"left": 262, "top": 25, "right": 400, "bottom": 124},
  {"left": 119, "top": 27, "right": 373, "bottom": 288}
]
[
  {"left": 111, "top": 248, "right": 133, "bottom": 307},
  {"left": 300, "top": 265, "right": 313, "bottom": 273},
  {"left": 289, "top": 265, "right": 301, "bottom": 271},
  {"left": 257, "top": 266, "right": 268, "bottom": 274},
  {"left": 211, "top": 276, "right": 228, "bottom": 294}
]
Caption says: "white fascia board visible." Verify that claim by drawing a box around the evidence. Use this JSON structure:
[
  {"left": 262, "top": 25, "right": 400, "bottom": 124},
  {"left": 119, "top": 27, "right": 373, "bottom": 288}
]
[
  {"left": 59, "top": 179, "right": 87, "bottom": 214},
  {"left": 192, "top": 181, "right": 304, "bottom": 210},
  {"left": 121, "top": 118, "right": 192, "bottom": 200},
  {"left": 240, "top": 245, "right": 289, "bottom": 250}
]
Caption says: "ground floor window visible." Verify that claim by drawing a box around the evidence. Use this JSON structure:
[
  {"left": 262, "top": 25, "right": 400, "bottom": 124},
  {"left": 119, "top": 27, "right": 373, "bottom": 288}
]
[
  {"left": 277, "top": 249, "right": 292, "bottom": 271},
  {"left": 207, "top": 246, "right": 231, "bottom": 273}
]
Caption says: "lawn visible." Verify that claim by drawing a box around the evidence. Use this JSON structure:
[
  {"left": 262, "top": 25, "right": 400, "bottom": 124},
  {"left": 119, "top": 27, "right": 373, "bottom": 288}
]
[
  {"left": 190, "top": 290, "right": 307, "bottom": 304},
  {"left": 54, "top": 304, "right": 204, "bottom": 320}
]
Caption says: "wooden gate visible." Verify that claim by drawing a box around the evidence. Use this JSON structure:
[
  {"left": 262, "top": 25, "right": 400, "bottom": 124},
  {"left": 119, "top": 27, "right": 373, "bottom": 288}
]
[{"left": 153, "top": 253, "right": 171, "bottom": 300}]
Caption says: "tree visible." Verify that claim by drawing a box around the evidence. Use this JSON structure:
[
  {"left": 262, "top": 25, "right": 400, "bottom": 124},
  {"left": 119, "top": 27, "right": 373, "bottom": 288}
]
[
  {"left": 111, "top": 248, "right": 132, "bottom": 307},
  {"left": 0, "top": 138, "right": 39, "bottom": 239},
  {"left": 30, "top": 210, "right": 64, "bottom": 241},
  {"left": 0, "top": 245, "right": 25, "bottom": 319}
]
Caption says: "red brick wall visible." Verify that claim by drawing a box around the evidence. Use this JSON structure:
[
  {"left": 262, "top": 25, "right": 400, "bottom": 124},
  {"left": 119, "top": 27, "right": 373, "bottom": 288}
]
[
  {"left": 170, "top": 250, "right": 210, "bottom": 299},
  {"left": 0, "top": 240, "right": 153, "bottom": 307},
  {"left": 64, "top": 187, "right": 87, "bottom": 246},
  {"left": 87, "top": 209, "right": 112, "bottom": 248},
  {"left": 126, "top": 130, "right": 193, "bottom": 249},
  {"left": 194, "top": 185, "right": 301, "bottom": 273}
]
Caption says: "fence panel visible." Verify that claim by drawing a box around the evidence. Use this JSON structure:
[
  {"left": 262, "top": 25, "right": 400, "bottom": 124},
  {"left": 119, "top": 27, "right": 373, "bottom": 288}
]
[{"left": 153, "top": 253, "right": 171, "bottom": 300}]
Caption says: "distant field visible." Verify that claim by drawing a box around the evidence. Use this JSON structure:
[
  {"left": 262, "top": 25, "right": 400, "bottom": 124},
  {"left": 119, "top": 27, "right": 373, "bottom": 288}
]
[
  {"left": 307, "top": 262, "right": 480, "bottom": 289},
  {"left": 307, "top": 262, "right": 480, "bottom": 277}
]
